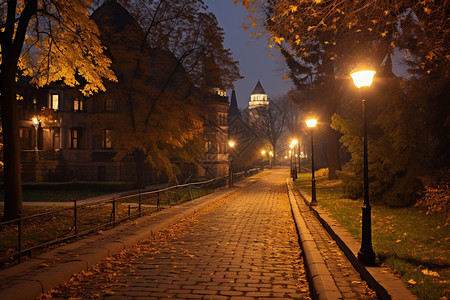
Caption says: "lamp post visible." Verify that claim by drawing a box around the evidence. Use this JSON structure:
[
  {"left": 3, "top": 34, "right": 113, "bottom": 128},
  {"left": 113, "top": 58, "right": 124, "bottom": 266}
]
[
  {"left": 261, "top": 150, "right": 266, "bottom": 170},
  {"left": 228, "top": 140, "right": 235, "bottom": 188},
  {"left": 269, "top": 151, "right": 273, "bottom": 169},
  {"left": 306, "top": 119, "right": 317, "bottom": 206},
  {"left": 289, "top": 150, "right": 293, "bottom": 178},
  {"left": 291, "top": 140, "right": 298, "bottom": 180},
  {"left": 297, "top": 143, "right": 301, "bottom": 174},
  {"left": 350, "top": 67, "right": 376, "bottom": 266},
  {"left": 32, "top": 117, "right": 39, "bottom": 151}
]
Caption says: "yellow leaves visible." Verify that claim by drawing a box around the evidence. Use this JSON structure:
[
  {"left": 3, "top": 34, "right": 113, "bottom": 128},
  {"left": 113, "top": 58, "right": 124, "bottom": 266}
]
[
  {"left": 273, "top": 36, "right": 284, "bottom": 45},
  {"left": 289, "top": 5, "right": 298, "bottom": 13},
  {"left": 381, "top": 31, "right": 388, "bottom": 37},
  {"left": 423, "top": 7, "right": 431, "bottom": 14},
  {"left": 407, "top": 279, "right": 417, "bottom": 286},
  {"left": 233, "top": 0, "right": 239, "bottom": 5},
  {"left": 268, "top": 52, "right": 273, "bottom": 56},
  {"left": 422, "top": 268, "right": 440, "bottom": 277}
]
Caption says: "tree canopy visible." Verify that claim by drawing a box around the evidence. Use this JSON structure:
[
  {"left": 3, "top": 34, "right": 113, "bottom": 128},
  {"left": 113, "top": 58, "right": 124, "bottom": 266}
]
[
  {"left": 93, "top": 0, "right": 241, "bottom": 186},
  {"left": 1, "top": 0, "right": 116, "bottom": 219}
]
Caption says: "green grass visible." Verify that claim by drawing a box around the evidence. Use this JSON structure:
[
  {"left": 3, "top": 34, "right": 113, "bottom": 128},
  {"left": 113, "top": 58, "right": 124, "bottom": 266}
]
[{"left": 295, "top": 173, "right": 450, "bottom": 300}]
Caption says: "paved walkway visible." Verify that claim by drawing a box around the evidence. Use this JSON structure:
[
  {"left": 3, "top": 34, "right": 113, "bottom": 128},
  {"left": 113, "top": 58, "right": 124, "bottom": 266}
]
[{"left": 39, "top": 169, "right": 310, "bottom": 299}]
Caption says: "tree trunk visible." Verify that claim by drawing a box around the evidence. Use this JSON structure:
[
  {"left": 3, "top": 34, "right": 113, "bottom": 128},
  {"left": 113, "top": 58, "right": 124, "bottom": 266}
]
[
  {"left": 1, "top": 70, "right": 23, "bottom": 220},
  {"left": 134, "top": 149, "right": 145, "bottom": 189},
  {"left": 326, "top": 125, "right": 341, "bottom": 180}
]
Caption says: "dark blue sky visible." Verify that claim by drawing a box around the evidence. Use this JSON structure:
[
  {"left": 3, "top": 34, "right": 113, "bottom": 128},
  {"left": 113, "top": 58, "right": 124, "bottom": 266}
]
[{"left": 206, "top": 0, "right": 293, "bottom": 109}]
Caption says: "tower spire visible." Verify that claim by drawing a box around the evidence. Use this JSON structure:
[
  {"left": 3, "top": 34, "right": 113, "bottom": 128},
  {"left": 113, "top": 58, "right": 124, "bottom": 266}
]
[{"left": 228, "top": 90, "right": 240, "bottom": 117}]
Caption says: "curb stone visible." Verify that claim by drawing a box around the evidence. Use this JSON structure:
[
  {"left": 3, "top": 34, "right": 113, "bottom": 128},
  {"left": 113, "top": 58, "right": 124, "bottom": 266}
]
[
  {"left": 293, "top": 183, "right": 416, "bottom": 300},
  {"left": 286, "top": 179, "right": 342, "bottom": 300}
]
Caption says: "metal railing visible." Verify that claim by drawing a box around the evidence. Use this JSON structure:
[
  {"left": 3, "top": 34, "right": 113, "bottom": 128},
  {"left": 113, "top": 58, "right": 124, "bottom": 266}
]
[{"left": 0, "top": 168, "right": 259, "bottom": 266}]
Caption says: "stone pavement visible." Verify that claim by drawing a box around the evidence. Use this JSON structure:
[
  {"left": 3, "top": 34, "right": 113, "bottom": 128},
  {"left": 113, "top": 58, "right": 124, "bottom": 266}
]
[{"left": 39, "top": 168, "right": 310, "bottom": 299}]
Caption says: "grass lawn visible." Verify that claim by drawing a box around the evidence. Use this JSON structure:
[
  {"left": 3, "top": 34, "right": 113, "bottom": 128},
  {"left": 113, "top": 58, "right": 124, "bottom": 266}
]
[
  {"left": 0, "top": 182, "right": 134, "bottom": 203},
  {"left": 294, "top": 173, "right": 450, "bottom": 300}
]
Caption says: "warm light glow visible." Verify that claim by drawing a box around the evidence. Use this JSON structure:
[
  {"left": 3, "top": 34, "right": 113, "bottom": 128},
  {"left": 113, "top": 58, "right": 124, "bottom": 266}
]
[
  {"left": 291, "top": 139, "right": 298, "bottom": 146},
  {"left": 32, "top": 117, "right": 39, "bottom": 125},
  {"left": 261, "top": 150, "right": 266, "bottom": 155},
  {"left": 284, "top": 156, "right": 288, "bottom": 159},
  {"left": 290, "top": 144, "right": 294, "bottom": 149},
  {"left": 350, "top": 70, "right": 376, "bottom": 88},
  {"left": 228, "top": 141, "right": 235, "bottom": 148},
  {"left": 306, "top": 119, "right": 317, "bottom": 128},
  {"left": 269, "top": 151, "right": 273, "bottom": 157},
  {"left": 288, "top": 150, "right": 291, "bottom": 154}
]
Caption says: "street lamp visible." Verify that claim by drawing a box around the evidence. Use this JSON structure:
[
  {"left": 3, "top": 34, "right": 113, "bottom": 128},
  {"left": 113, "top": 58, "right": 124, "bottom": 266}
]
[
  {"left": 350, "top": 67, "right": 376, "bottom": 266},
  {"left": 306, "top": 119, "right": 317, "bottom": 206},
  {"left": 228, "top": 140, "right": 235, "bottom": 187},
  {"left": 32, "top": 117, "right": 39, "bottom": 151}
]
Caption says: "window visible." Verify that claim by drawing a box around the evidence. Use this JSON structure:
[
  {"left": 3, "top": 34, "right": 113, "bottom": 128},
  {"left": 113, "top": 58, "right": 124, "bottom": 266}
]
[
  {"left": 205, "top": 141, "right": 212, "bottom": 153},
  {"left": 73, "top": 98, "right": 83, "bottom": 112},
  {"left": 218, "top": 113, "right": 227, "bottom": 126},
  {"left": 105, "top": 98, "right": 115, "bottom": 112},
  {"left": 70, "top": 128, "right": 80, "bottom": 149},
  {"left": 50, "top": 94, "right": 59, "bottom": 110},
  {"left": 102, "top": 129, "right": 112, "bottom": 149}
]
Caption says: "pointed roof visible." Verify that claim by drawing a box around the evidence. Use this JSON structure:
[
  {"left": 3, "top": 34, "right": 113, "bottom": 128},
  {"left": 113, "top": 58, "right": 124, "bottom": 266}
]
[
  {"left": 228, "top": 90, "right": 241, "bottom": 117},
  {"left": 251, "top": 80, "right": 266, "bottom": 95}
]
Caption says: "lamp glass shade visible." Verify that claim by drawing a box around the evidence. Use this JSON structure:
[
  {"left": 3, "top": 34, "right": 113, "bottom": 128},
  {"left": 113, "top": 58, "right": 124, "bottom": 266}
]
[
  {"left": 261, "top": 150, "right": 266, "bottom": 155},
  {"left": 291, "top": 139, "right": 298, "bottom": 146},
  {"left": 228, "top": 141, "right": 235, "bottom": 148},
  {"left": 32, "top": 117, "right": 39, "bottom": 125},
  {"left": 306, "top": 119, "right": 317, "bottom": 128},
  {"left": 350, "top": 70, "right": 376, "bottom": 88}
]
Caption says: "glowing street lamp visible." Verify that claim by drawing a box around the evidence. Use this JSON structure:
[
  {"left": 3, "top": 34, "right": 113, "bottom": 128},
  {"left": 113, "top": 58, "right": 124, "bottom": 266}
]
[
  {"left": 228, "top": 140, "right": 235, "bottom": 187},
  {"left": 306, "top": 119, "right": 317, "bottom": 206},
  {"left": 350, "top": 66, "right": 376, "bottom": 266},
  {"left": 269, "top": 151, "right": 273, "bottom": 169}
]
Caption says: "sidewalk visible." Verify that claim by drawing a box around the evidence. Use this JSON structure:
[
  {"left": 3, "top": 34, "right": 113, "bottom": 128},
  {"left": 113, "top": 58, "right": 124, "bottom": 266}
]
[
  {"left": 0, "top": 180, "right": 248, "bottom": 300},
  {"left": 286, "top": 179, "right": 416, "bottom": 300}
]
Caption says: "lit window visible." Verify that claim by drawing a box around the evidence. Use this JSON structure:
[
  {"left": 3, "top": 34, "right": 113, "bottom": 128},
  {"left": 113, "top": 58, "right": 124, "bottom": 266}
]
[
  {"left": 51, "top": 94, "right": 59, "bottom": 110},
  {"left": 102, "top": 129, "right": 112, "bottom": 149},
  {"left": 74, "top": 98, "right": 83, "bottom": 112},
  {"left": 70, "top": 128, "right": 80, "bottom": 149}
]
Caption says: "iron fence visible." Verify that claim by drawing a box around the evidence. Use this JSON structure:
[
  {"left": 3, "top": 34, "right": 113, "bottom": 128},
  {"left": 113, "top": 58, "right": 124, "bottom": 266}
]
[{"left": 0, "top": 168, "right": 259, "bottom": 266}]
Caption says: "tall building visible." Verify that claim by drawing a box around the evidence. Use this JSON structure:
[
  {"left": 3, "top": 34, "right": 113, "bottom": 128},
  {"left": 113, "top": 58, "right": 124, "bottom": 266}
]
[
  {"left": 248, "top": 80, "right": 269, "bottom": 109},
  {"left": 11, "top": 0, "right": 230, "bottom": 185}
]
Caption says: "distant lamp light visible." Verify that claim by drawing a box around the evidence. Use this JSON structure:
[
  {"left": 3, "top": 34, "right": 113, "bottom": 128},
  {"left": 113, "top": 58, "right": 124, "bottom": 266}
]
[
  {"left": 269, "top": 151, "right": 273, "bottom": 157},
  {"left": 228, "top": 140, "right": 235, "bottom": 148},
  {"left": 32, "top": 117, "right": 39, "bottom": 125},
  {"left": 306, "top": 119, "right": 317, "bottom": 128},
  {"left": 261, "top": 150, "right": 266, "bottom": 155},
  {"left": 291, "top": 139, "right": 298, "bottom": 146},
  {"left": 350, "top": 70, "right": 376, "bottom": 88}
]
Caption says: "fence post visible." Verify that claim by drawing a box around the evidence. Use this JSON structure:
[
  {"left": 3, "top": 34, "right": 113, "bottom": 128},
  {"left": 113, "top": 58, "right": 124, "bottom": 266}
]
[
  {"left": 128, "top": 205, "right": 131, "bottom": 220},
  {"left": 74, "top": 200, "right": 78, "bottom": 241},
  {"left": 138, "top": 190, "right": 142, "bottom": 217},
  {"left": 157, "top": 191, "right": 160, "bottom": 209},
  {"left": 112, "top": 197, "right": 116, "bottom": 228},
  {"left": 18, "top": 212, "right": 22, "bottom": 264}
]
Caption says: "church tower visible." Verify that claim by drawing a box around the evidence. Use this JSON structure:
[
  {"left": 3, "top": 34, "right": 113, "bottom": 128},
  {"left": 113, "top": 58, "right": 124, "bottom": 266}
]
[{"left": 249, "top": 80, "right": 269, "bottom": 109}]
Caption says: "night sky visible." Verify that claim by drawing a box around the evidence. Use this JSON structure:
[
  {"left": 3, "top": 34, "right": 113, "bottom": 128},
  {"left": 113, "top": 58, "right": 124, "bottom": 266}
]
[{"left": 206, "top": 0, "right": 294, "bottom": 110}]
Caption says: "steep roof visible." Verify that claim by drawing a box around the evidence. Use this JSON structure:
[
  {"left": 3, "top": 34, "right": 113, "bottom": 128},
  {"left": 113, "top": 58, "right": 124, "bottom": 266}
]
[
  {"left": 251, "top": 80, "right": 266, "bottom": 95},
  {"left": 228, "top": 90, "right": 241, "bottom": 117}
]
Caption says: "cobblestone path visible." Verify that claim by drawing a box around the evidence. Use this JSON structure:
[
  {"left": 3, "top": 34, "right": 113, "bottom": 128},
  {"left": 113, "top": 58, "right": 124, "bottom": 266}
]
[{"left": 41, "top": 169, "right": 310, "bottom": 299}]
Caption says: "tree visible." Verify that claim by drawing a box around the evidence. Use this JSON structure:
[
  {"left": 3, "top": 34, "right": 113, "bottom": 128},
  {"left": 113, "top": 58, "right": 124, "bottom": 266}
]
[
  {"left": 92, "top": 0, "right": 240, "bottom": 187},
  {"left": 331, "top": 67, "right": 425, "bottom": 206},
  {"left": 0, "top": 0, "right": 116, "bottom": 219},
  {"left": 248, "top": 99, "right": 287, "bottom": 166}
]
